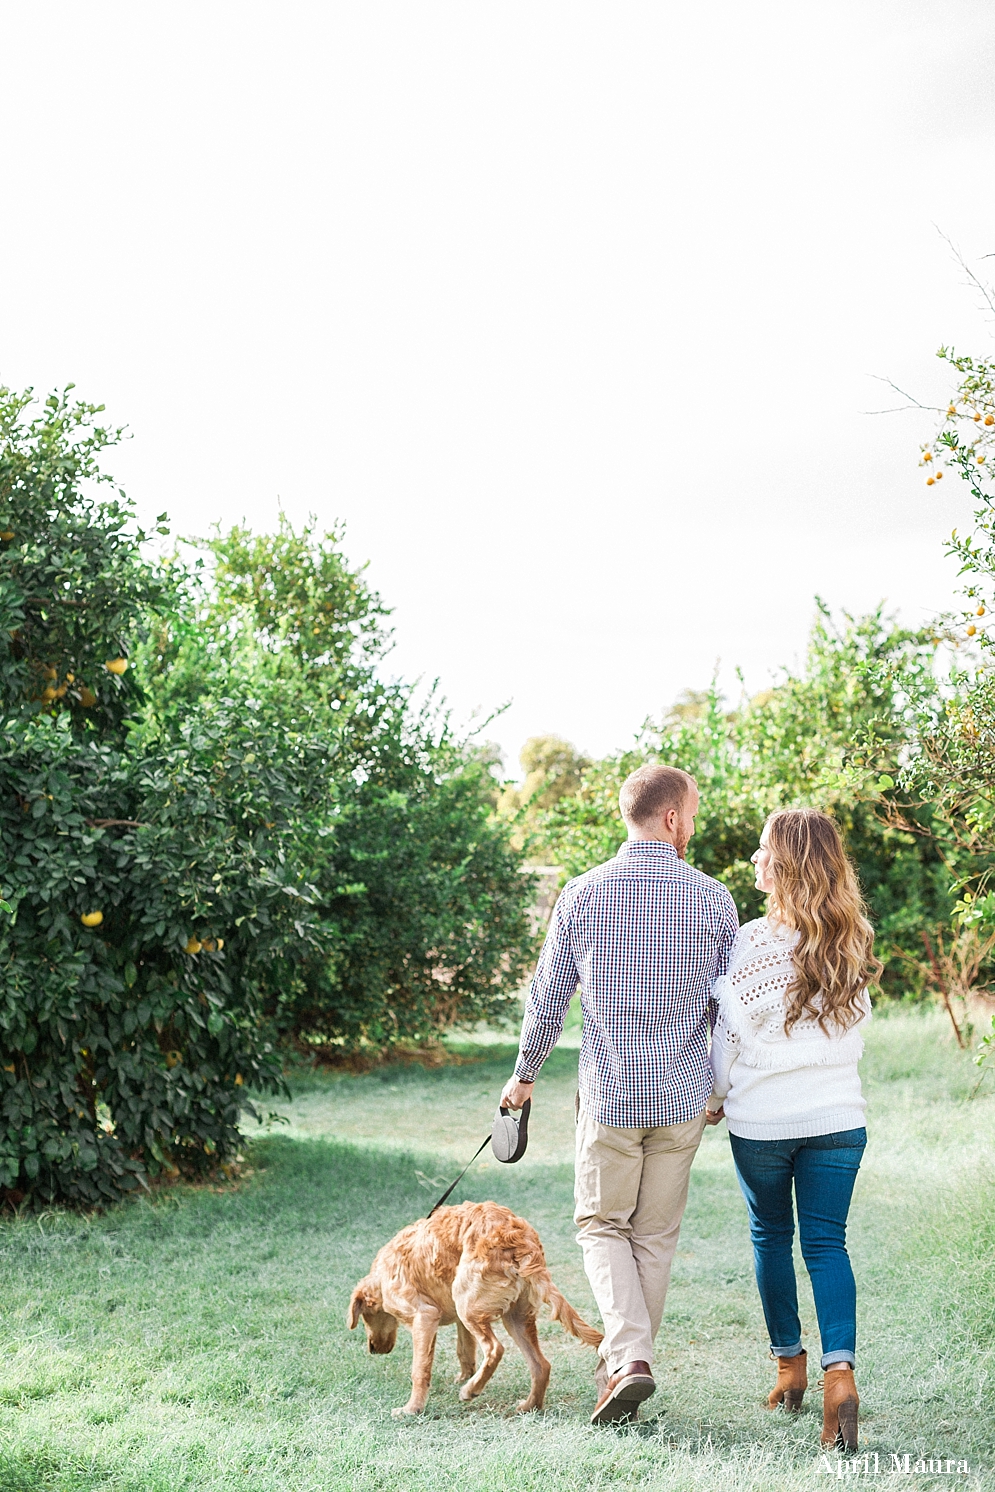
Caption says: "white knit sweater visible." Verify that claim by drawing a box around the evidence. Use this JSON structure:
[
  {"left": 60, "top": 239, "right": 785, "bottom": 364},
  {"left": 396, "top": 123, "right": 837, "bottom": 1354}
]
[{"left": 709, "top": 917, "right": 869, "bottom": 1140}]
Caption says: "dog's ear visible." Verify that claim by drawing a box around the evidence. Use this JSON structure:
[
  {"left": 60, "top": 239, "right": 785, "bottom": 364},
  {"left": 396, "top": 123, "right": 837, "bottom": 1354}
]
[
  {"left": 347, "top": 1284, "right": 366, "bottom": 1330},
  {"left": 348, "top": 1278, "right": 382, "bottom": 1329}
]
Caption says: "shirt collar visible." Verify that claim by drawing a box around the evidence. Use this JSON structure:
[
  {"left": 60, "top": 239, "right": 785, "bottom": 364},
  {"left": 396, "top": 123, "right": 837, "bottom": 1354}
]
[{"left": 616, "top": 839, "right": 681, "bottom": 862}]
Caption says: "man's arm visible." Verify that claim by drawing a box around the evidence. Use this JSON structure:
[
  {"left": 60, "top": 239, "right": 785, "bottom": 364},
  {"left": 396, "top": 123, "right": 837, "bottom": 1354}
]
[
  {"left": 705, "top": 889, "right": 741, "bottom": 1124},
  {"left": 499, "top": 888, "right": 579, "bottom": 1110}
]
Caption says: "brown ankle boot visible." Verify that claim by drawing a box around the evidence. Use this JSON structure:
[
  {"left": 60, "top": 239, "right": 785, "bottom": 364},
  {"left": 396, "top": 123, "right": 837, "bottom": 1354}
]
[
  {"left": 821, "top": 1365, "right": 859, "bottom": 1451},
  {"left": 768, "top": 1350, "right": 807, "bottom": 1411}
]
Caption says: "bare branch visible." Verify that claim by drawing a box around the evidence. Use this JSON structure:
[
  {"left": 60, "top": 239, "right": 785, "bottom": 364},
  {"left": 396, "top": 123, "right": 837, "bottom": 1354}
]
[
  {"left": 936, "top": 226, "right": 995, "bottom": 322},
  {"left": 861, "top": 374, "right": 941, "bottom": 417}
]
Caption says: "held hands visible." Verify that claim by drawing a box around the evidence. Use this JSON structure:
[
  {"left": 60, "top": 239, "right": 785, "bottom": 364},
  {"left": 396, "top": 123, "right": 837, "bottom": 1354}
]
[
  {"left": 500, "top": 1077, "right": 534, "bottom": 1111},
  {"left": 704, "top": 1105, "right": 725, "bottom": 1126}
]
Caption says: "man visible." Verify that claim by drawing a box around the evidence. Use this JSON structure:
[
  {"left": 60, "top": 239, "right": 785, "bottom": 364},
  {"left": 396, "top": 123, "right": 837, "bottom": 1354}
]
[{"left": 500, "top": 764, "right": 738, "bottom": 1425}]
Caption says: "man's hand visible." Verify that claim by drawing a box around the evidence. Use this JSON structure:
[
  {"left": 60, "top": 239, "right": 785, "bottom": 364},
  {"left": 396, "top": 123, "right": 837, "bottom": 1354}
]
[
  {"left": 704, "top": 1105, "right": 725, "bottom": 1126},
  {"left": 500, "top": 1077, "right": 534, "bottom": 1111}
]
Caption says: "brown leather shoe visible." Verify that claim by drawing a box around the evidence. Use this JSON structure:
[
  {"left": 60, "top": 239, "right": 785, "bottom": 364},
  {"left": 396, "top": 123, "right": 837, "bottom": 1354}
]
[
  {"left": 821, "top": 1365, "right": 859, "bottom": 1451},
  {"left": 590, "top": 1360, "right": 656, "bottom": 1426},
  {"left": 768, "top": 1350, "right": 807, "bottom": 1411}
]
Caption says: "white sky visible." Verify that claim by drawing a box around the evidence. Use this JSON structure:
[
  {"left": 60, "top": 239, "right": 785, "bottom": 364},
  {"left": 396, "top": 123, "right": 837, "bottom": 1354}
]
[{"left": 2, "top": 2, "right": 994, "bottom": 772}]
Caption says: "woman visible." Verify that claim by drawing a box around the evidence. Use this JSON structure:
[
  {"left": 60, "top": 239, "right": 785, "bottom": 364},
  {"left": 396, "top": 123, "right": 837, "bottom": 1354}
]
[{"left": 707, "top": 808, "right": 880, "bottom": 1453}]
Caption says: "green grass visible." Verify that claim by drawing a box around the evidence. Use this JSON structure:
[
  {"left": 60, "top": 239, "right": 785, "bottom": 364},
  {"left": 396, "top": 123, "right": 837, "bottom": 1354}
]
[{"left": 0, "top": 1010, "right": 992, "bottom": 1490}]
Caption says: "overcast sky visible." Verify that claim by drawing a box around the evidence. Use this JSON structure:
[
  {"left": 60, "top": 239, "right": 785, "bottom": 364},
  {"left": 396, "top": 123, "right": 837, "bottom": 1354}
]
[{"left": 2, "top": 2, "right": 994, "bottom": 771}]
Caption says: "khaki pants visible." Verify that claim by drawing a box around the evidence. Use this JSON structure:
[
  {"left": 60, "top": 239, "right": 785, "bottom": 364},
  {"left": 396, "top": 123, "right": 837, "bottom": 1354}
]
[{"left": 574, "top": 1104, "right": 706, "bottom": 1375}]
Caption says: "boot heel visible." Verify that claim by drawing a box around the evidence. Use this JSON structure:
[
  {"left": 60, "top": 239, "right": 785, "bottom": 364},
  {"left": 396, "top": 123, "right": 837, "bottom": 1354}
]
[
  {"left": 783, "top": 1388, "right": 805, "bottom": 1412},
  {"left": 836, "top": 1397, "right": 858, "bottom": 1452}
]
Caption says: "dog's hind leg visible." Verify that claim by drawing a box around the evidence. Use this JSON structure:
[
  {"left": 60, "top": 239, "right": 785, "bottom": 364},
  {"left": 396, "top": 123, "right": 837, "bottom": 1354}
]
[
  {"left": 455, "top": 1319, "right": 476, "bottom": 1384},
  {"left": 392, "top": 1308, "right": 441, "bottom": 1417},
  {"left": 457, "top": 1316, "right": 504, "bottom": 1403},
  {"left": 502, "top": 1298, "right": 551, "bottom": 1413}
]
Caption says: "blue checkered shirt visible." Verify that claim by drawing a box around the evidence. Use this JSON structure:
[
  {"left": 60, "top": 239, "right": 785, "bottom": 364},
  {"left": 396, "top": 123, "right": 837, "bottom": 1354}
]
[{"left": 514, "top": 840, "right": 739, "bottom": 1128}]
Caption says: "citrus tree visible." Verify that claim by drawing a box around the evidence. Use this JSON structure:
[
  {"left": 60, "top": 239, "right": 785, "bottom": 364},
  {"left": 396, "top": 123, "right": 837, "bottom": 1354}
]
[
  {"left": 0, "top": 388, "right": 333, "bottom": 1206},
  {"left": 136, "top": 520, "right": 536, "bottom": 1055}
]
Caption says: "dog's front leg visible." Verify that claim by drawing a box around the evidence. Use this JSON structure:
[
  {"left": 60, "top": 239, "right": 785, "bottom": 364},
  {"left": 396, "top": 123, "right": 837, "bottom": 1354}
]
[
  {"left": 392, "top": 1309, "right": 441, "bottom": 1417},
  {"left": 458, "top": 1316, "right": 504, "bottom": 1403},
  {"left": 455, "top": 1319, "right": 476, "bottom": 1384}
]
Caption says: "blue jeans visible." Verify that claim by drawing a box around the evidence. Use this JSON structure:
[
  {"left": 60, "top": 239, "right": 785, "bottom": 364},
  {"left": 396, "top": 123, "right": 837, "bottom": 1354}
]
[{"left": 729, "top": 1128, "right": 866, "bottom": 1370}]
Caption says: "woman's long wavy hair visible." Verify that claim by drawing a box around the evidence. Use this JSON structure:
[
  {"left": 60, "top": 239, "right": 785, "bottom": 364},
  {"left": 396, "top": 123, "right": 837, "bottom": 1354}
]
[{"left": 764, "top": 808, "right": 882, "bottom": 1035}]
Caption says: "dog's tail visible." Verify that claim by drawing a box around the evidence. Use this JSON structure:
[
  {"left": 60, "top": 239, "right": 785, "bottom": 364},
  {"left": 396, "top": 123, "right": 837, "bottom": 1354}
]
[{"left": 542, "top": 1282, "right": 604, "bottom": 1348}]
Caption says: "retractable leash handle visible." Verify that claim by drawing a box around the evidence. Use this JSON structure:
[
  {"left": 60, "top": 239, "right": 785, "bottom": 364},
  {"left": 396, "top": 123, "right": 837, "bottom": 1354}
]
[
  {"left": 490, "top": 1097, "right": 531, "bottom": 1163},
  {"left": 425, "top": 1099, "right": 532, "bottom": 1218}
]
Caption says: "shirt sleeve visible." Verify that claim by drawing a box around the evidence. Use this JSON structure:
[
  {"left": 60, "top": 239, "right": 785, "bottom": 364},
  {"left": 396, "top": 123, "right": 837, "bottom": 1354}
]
[
  {"left": 715, "top": 888, "right": 740, "bottom": 977},
  {"left": 707, "top": 887, "right": 741, "bottom": 1029},
  {"left": 514, "top": 888, "right": 579, "bottom": 1084}
]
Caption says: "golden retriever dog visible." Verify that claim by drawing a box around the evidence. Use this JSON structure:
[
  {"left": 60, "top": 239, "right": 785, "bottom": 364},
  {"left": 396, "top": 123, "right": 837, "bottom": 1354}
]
[{"left": 347, "top": 1199, "right": 603, "bottom": 1416}]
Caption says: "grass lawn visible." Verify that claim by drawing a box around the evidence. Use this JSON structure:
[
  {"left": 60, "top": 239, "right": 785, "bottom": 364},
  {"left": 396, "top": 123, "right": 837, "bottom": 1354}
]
[{"left": 0, "top": 1008, "right": 992, "bottom": 1491}]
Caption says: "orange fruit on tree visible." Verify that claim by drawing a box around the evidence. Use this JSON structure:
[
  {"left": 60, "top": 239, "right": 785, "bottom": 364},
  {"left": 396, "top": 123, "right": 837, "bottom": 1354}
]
[
  {"left": 926, "top": 477, "right": 935, "bottom": 486},
  {"left": 923, "top": 451, "right": 933, "bottom": 461},
  {"left": 986, "top": 415, "right": 994, "bottom": 426},
  {"left": 78, "top": 687, "right": 97, "bottom": 708},
  {"left": 978, "top": 606, "right": 986, "bottom": 616},
  {"left": 0, "top": 530, "right": 13, "bottom": 541},
  {"left": 104, "top": 658, "right": 128, "bottom": 676},
  {"left": 184, "top": 936, "right": 202, "bottom": 955},
  {"left": 967, "top": 625, "right": 977, "bottom": 636}
]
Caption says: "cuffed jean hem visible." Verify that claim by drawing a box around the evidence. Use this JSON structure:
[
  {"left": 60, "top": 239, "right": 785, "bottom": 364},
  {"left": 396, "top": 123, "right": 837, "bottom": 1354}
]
[
  {"left": 822, "top": 1350, "right": 856, "bottom": 1369},
  {"left": 771, "top": 1341, "right": 805, "bottom": 1358}
]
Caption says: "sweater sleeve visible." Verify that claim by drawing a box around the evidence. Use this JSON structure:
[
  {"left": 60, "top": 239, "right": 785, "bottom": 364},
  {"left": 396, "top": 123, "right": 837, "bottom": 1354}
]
[{"left": 709, "top": 994, "right": 740, "bottom": 1102}]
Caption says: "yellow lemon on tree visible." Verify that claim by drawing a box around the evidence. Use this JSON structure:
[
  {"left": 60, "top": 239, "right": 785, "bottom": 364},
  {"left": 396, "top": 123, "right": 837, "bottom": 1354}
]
[
  {"left": 81, "top": 911, "right": 104, "bottom": 928},
  {"left": 105, "top": 658, "right": 128, "bottom": 676},
  {"left": 184, "top": 936, "right": 202, "bottom": 955},
  {"left": 0, "top": 530, "right": 13, "bottom": 542}
]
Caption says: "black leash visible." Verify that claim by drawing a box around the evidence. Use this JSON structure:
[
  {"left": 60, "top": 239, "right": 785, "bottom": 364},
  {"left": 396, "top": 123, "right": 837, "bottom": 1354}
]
[
  {"left": 426, "top": 1135, "right": 490, "bottom": 1218},
  {"left": 425, "top": 1099, "right": 531, "bottom": 1218}
]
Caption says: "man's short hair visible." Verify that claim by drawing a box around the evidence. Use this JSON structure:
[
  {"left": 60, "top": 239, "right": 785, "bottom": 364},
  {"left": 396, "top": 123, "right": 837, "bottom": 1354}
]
[{"left": 618, "top": 764, "right": 696, "bottom": 827}]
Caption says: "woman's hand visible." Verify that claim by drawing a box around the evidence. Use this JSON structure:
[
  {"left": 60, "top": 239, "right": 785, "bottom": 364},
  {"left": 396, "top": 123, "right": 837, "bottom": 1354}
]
[{"left": 704, "top": 1105, "right": 725, "bottom": 1126}]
